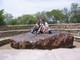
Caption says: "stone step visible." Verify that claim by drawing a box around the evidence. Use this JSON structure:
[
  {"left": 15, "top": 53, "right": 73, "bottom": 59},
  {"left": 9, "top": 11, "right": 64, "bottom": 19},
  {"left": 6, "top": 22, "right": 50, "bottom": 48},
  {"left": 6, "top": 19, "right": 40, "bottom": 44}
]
[
  {"left": 74, "top": 36, "right": 80, "bottom": 42},
  {"left": 0, "top": 29, "right": 30, "bottom": 38},
  {"left": 0, "top": 37, "right": 11, "bottom": 41},
  {"left": 0, "top": 23, "right": 80, "bottom": 31},
  {"left": 0, "top": 29, "right": 31, "bottom": 33},
  {"left": 0, "top": 25, "right": 33, "bottom": 31},
  {"left": 0, "top": 28, "right": 80, "bottom": 38},
  {"left": 0, "top": 37, "right": 11, "bottom": 47}
]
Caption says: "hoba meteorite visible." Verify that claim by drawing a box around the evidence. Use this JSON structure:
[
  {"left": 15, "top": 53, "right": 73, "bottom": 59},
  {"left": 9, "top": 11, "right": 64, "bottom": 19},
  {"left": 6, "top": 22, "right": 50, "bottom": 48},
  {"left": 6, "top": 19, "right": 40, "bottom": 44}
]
[{"left": 10, "top": 31, "right": 74, "bottom": 49}]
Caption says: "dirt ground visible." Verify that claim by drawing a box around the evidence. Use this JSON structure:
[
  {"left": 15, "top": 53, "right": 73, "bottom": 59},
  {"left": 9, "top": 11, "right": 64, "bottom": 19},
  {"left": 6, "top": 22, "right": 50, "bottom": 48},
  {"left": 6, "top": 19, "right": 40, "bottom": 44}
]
[{"left": 0, "top": 41, "right": 80, "bottom": 50}]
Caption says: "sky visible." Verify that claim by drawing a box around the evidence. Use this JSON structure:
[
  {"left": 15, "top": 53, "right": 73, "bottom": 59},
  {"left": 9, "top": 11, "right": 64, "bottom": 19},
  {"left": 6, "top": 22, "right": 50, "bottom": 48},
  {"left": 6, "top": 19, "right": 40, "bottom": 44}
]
[{"left": 0, "top": 0, "right": 80, "bottom": 17}]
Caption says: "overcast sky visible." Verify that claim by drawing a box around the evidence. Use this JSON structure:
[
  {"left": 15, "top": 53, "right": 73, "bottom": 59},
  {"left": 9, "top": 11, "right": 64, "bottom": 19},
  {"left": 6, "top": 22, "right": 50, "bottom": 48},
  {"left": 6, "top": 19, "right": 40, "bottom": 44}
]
[{"left": 0, "top": 0, "right": 80, "bottom": 17}]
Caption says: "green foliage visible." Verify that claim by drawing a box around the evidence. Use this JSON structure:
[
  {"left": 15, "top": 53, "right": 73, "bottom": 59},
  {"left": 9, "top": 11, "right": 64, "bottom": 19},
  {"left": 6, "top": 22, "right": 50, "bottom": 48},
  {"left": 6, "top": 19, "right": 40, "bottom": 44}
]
[
  {"left": 35, "top": 11, "right": 48, "bottom": 21},
  {"left": 46, "top": 9, "right": 64, "bottom": 22},
  {"left": 0, "top": 9, "right": 6, "bottom": 25},
  {"left": 70, "top": 16, "right": 77, "bottom": 23},
  {"left": 62, "top": 8, "right": 70, "bottom": 23},
  {"left": 3, "top": 3, "right": 80, "bottom": 24},
  {"left": 27, "top": 19, "right": 36, "bottom": 24},
  {"left": 17, "top": 15, "right": 36, "bottom": 24},
  {"left": 6, "top": 19, "right": 18, "bottom": 25},
  {"left": 71, "top": 3, "right": 80, "bottom": 23},
  {"left": 6, "top": 14, "right": 36, "bottom": 25},
  {"left": 4, "top": 13, "right": 13, "bottom": 22},
  {"left": 46, "top": 3, "right": 80, "bottom": 23}
]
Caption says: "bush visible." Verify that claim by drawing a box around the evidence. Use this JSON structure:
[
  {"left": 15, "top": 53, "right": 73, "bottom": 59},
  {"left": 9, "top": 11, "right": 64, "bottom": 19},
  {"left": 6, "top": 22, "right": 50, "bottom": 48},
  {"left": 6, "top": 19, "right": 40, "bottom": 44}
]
[
  {"left": 6, "top": 20, "right": 18, "bottom": 25},
  {"left": 0, "top": 9, "right": 6, "bottom": 25}
]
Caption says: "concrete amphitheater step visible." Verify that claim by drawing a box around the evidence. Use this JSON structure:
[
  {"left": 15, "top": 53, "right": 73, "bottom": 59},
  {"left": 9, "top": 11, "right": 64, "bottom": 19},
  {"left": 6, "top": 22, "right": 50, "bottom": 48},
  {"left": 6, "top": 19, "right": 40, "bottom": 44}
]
[
  {"left": 74, "top": 36, "right": 80, "bottom": 42},
  {"left": 0, "top": 25, "right": 33, "bottom": 31},
  {"left": 0, "top": 37, "right": 11, "bottom": 47},
  {"left": 0, "top": 29, "right": 30, "bottom": 38},
  {"left": 0, "top": 37, "right": 11, "bottom": 41},
  {"left": 0, "top": 29, "right": 31, "bottom": 33},
  {"left": 0, "top": 28, "right": 80, "bottom": 38}
]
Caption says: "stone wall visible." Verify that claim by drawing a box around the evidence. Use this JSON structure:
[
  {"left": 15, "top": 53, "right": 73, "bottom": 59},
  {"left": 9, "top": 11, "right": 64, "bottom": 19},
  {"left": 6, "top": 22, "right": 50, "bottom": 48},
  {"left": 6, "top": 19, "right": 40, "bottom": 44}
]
[
  {"left": 0, "top": 25, "right": 33, "bottom": 31},
  {"left": 0, "top": 23, "right": 80, "bottom": 37},
  {"left": 0, "top": 23, "right": 80, "bottom": 31}
]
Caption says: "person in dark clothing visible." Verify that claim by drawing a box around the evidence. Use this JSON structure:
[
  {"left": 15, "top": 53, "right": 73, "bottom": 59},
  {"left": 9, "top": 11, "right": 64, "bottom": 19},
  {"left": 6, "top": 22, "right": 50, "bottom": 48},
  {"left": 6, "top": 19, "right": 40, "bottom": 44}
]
[{"left": 31, "top": 19, "right": 41, "bottom": 33}]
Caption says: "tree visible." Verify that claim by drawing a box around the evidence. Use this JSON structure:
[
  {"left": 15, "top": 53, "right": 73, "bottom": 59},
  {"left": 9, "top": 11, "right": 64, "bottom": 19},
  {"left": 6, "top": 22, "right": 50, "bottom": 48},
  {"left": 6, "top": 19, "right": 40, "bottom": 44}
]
[
  {"left": 35, "top": 11, "right": 48, "bottom": 21},
  {"left": 41, "top": 11, "right": 48, "bottom": 21},
  {"left": 6, "top": 19, "right": 18, "bottom": 25},
  {"left": 62, "top": 8, "right": 70, "bottom": 23},
  {"left": 71, "top": 3, "right": 80, "bottom": 23},
  {"left": 4, "top": 13, "right": 13, "bottom": 22},
  {"left": 0, "top": 9, "right": 5, "bottom": 25},
  {"left": 46, "top": 9, "right": 64, "bottom": 23},
  {"left": 35, "top": 12, "right": 42, "bottom": 22},
  {"left": 17, "top": 14, "right": 36, "bottom": 24}
]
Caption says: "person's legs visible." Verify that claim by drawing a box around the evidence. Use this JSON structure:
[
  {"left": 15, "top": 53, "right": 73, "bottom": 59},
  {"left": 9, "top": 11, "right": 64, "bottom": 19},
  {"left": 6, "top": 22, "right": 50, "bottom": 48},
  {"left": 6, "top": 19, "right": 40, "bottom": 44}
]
[
  {"left": 31, "top": 27, "right": 38, "bottom": 33},
  {"left": 48, "top": 30, "right": 52, "bottom": 34}
]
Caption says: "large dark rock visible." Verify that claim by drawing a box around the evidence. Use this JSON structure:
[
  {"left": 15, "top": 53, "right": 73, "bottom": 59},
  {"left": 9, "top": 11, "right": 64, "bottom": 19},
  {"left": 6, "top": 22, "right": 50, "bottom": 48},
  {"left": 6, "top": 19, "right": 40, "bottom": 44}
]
[{"left": 10, "top": 31, "right": 74, "bottom": 49}]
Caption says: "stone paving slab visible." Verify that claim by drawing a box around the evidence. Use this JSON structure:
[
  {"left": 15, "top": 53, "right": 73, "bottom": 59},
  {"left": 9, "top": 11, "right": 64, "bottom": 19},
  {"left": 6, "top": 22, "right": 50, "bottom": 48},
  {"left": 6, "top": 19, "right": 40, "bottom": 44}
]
[{"left": 0, "top": 48, "right": 80, "bottom": 60}]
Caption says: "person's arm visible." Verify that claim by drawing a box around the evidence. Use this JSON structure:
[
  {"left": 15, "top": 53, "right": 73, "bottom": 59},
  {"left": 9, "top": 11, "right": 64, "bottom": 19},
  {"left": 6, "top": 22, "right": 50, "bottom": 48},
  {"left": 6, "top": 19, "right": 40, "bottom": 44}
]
[{"left": 34, "top": 23, "right": 39, "bottom": 28}]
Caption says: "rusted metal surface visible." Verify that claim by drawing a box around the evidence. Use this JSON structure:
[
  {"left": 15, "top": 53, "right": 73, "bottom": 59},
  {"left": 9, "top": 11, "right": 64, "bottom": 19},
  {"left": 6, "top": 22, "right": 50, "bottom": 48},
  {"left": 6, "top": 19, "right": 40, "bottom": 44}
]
[{"left": 10, "top": 31, "right": 74, "bottom": 49}]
